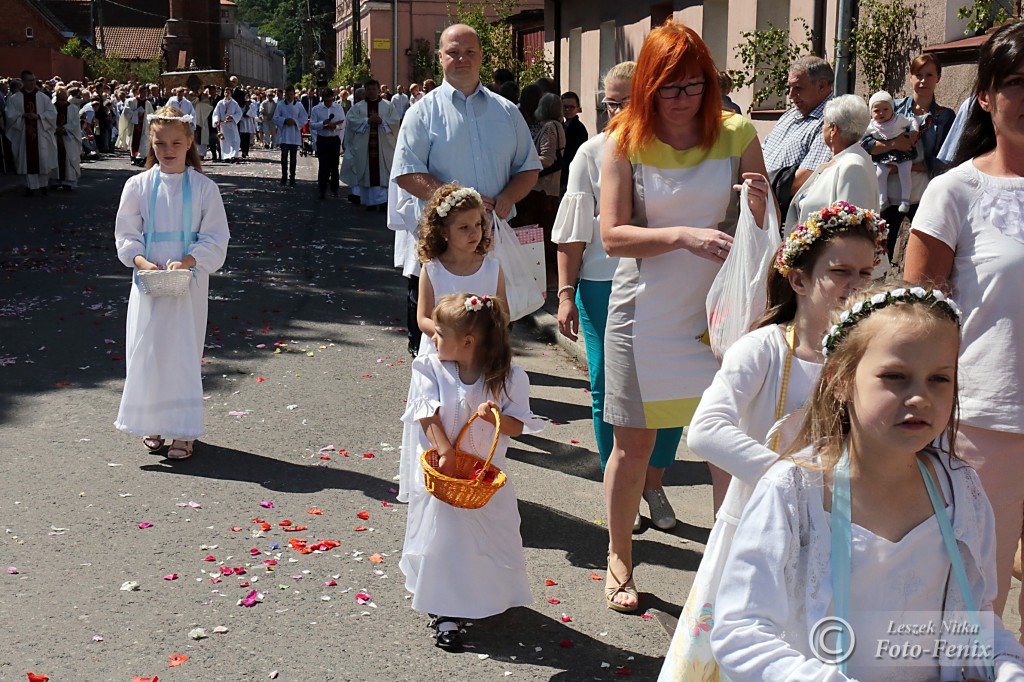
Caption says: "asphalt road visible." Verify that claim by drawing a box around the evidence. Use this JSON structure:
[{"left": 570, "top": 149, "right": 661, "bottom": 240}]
[{"left": 0, "top": 148, "right": 717, "bottom": 681}]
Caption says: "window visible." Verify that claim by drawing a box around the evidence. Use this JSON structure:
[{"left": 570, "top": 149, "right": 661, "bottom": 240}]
[{"left": 26, "top": 27, "right": 34, "bottom": 40}]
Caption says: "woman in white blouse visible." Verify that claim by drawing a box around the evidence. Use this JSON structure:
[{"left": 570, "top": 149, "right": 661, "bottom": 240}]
[
  {"left": 905, "top": 21, "right": 1024, "bottom": 639},
  {"left": 785, "top": 94, "right": 878, "bottom": 235}
]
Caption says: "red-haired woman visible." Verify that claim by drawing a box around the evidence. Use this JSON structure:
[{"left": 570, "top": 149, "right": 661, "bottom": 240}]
[{"left": 599, "top": 21, "right": 772, "bottom": 612}]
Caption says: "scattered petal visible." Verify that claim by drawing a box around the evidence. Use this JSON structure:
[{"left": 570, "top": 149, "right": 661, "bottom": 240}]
[
  {"left": 355, "top": 592, "right": 372, "bottom": 605},
  {"left": 561, "top": 613, "right": 571, "bottom": 623},
  {"left": 230, "top": 526, "right": 243, "bottom": 532},
  {"left": 212, "top": 626, "right": 229, "bottom": 634},
  {"left": 641, "top": 613, "right": 653, "bottom": 620},
  {"left": 163, "top": 573, "right": 178, "bottom": 581},
  {"left": 92, "top": 635, "right": 104, "bottom": 642},
  {"left": 353, "top": 526, "right": 368, "bottom": 532},
  {"left": 362, "top": 453, "right": 375, "bottom": 459},
  {"left": 256, "top": 377, "right": 266, "bottom": 382},
  {"left": 325, "top": 580, "right": 337, "bottom": 586},
  {"left": 268, "top": 672, "right": 279, "bottom": 680},
  {"left": 7, "top": 567, "right": 18, "bottom": 575},
  {"left": 590, "top": 573, "right": 603, "bottom": 581},
  {"left": 131, "top": 677, "right": 158, "bottom": 682},
  {"left": 570, "top": 439, "right": 580, "bottom": 444},
  {"left": 545, "top": 579, "right": 557, "bottom": 586},
  {"left": 27, "top": 674, "right": 49, "bottom": 682},
  {"left": 168, "top": 654, "right": 189, "bottom": 667},
  {"left": 203, "top": 555, "right": 216, "bottom": 562},
  {"left": 548, "top": 599, "right": 561, "bottom": 605},
  {"left": 307, "top": 508, "right": 323, "bottom": 515},
  {"left": 120, "top": 581, "right": 140, "bottom": 591},
  {"left": 559, "top": 639, "right": 573, "bottom": 648},
  {"left": 239, "top": 590, "right": 262, "bottom": 607},
  {"left": 356, "top": 511, "right": 370, "bottom": 520},
  {"left": 368, "top": 554, "right": 384, "bottom": 564},
  {"left": 250, "top": 548, "right": 262, "bottom": 555},
  {"left": 258, "top": 501, "right": 275, "bottom": 509},
  {"left": 137, "top": 522, "right": 153, "bottom": 529},
  {"left": 615, "top": 667, "right": 631, "bottom": 676},
  {"left": 188, "top": 628, "right": 207, "bottom": 640}
]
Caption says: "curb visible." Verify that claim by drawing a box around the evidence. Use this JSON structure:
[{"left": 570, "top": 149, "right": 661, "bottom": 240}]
[{"left": 519, "top": 298, "right": 589, "bottom": 371}]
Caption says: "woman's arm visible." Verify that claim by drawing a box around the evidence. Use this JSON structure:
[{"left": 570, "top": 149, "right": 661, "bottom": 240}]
[
  {"left": 736, "top": 137, "right": 773, "bottom": 228},
  {"left": 556, "top": 243, "right": 585, "bottom": 341},
  {"left": 903, "top": 230, "right": 954, "bottom": 290},
  {"left": 599, "top": 139, "right": 732, "bottom": 262},
  {"left": 416, "top": 267, "right": 436, "bottom": 337},
  {"left": 535, "top": 122, "right": 556, "bottom": 169}
]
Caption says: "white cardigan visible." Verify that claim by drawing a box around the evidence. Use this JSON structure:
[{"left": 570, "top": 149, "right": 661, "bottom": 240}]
[
  {"left": 785, "top": 143, "right": 879, "bottom": 235},
  {"left": 711, "top": 452, "right": 1024, "bottom": 682},
  {"left": 688, "top": 325, "right": 821, "bottom": 524}
]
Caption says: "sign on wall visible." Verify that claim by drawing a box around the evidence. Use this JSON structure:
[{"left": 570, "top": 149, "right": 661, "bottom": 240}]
[{"left": 372, "top": 38, "right": 390, "bottom": 50}]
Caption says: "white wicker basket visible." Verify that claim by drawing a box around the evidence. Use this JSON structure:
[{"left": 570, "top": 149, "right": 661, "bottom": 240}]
[{"left": 136, "top": 269, "right": 193, "bottom": 297}]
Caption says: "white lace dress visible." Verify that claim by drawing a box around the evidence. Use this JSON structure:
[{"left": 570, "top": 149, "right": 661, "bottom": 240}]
[{"left": 399, "top": 356, "right": 544, "bottom": 619}]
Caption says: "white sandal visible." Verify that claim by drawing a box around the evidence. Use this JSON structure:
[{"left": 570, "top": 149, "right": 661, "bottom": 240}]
[{"left": 166, "top": 440, "right": 194, "bottom": 460}]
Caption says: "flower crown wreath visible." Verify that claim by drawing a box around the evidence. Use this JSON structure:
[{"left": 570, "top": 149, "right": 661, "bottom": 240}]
[
  {"left": 436, "top": 187, "right": 482, "bottom": 218},
  {"left": 822, "top": 287, "right": 962, "bottom": 358},
  {"left": 775, "top": 202, "right": 888, "bottom": 276},
  {"left": 464, "top": 295, "right": 494, "bottom": 312},
  {"left": 147, "top": 113, "right": 194, "bottom": 123}
]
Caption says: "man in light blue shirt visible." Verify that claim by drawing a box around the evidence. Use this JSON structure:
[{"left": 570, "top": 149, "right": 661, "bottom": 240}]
[{"left": 390, "top": 23, "right": 541, "bottom": 355}]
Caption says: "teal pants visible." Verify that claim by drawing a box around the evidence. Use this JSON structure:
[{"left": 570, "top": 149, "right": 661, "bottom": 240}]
[{"left": 576, "top": 278, "right": 683, "bottom": 471}]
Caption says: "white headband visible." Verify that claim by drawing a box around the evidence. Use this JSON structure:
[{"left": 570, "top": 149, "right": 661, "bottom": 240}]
[{"left": 147, "top": 113, "right": 194, "bottom": 123}]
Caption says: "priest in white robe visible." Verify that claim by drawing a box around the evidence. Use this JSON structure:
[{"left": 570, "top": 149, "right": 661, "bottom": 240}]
[
  {"left": 116, "top": 88, "right": 152, "bottom": 165},
  {"left": 192, "top": 94, "right": 214, "bottom": 159},
  {"left": 5, "top": 70, "right": 58, "bottom": 195},
  {"left": 212, "top": 88, "right": 242, "bottom": 162},
  {"left": 51, "top": 86, "right": 82, "bottom": 190},
  {"left": 341, "top": 79, "right": 399, "bottom": 209}
]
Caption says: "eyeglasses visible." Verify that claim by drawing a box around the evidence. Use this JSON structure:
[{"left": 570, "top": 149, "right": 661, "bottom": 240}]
[
  {"left": 656, "top": 81, "right": 706, "bottom": 99},
  {"left": 600, "top": 98, "right": 629, "bottom": 113}
]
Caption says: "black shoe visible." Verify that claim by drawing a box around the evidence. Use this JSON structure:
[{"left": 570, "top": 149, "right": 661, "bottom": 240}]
[
  {"left": 347, "top": 194, "right": 360, "bottom": 205},
  {"left": 430, "top": 617, "right": 463, "bottom": 651},
  {"left": 280, "top": 178, "right": 288, "bottom": 186},
  {"left": 288, "top": 179, "right": 296, "bottom": 187},
  {"left": 331, "top": 190, "right": 339, "bottom": 198}
]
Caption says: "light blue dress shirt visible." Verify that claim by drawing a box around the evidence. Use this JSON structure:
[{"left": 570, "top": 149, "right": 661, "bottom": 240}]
[{"left": 390, "top": 79, "right": 541, "bottom": 200}]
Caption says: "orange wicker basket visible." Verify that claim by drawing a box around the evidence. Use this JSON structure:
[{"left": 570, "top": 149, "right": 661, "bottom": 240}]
[{"left": 420, "top": 407, "right": 506, "bottom": 509}]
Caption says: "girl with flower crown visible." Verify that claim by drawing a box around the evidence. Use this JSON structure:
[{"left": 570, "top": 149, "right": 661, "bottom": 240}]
[
  {"left": 397, "top": 183, "right": 506, "bottom": 502},
  {"left": 113, "top": 106, "right": 230, "bottom": 460},
  {"left": 400, "top": 293, "right": 543, "bottom": 651},
  {"left": 710, "top": 281, "right": 1024, "bottom": 681},
  {"left": 660, "top": 201, "right": 884, "bottom": 681}
]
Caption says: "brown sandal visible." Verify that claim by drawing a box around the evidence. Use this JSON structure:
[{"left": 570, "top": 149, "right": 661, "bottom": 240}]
[
  {"left": 143, "top": 436, "right": 164, "bottom": 451},
  {"left": 604, "top": 562, "right": 639, "bottom": 613},
  {"left": 166, "top": 440, "right": 194, "bottom": 460}
]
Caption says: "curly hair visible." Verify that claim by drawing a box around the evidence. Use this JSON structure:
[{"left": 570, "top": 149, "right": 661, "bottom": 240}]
[{"left": 417, "top": 182, "right": 490, "bottom": 263}]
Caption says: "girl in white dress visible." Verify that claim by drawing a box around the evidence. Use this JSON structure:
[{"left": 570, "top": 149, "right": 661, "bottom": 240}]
[
  {"left": 660, "top": 202, "right": 887, "bottom": 681},
  {"left": 711, "top": 283, "right": 1024, "bottom": 682},
  {"left": 113, "top": 106, "right": 230, "bottom": 460},
  {"left": 397, "top": 184, "right": 506, "bottom": 502},
  {"left": 400, "top": 293, "right": 543, "bottom": 650}
]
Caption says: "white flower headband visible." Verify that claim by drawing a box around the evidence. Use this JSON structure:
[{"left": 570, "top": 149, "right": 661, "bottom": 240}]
[
  {"left": 147, "top": 113, "right": 194, "bottom": 123},
  {"left": 464, "top": 295, "right": 494, "bottom": 312},
  {"left": 436, "top": 187, "right": 482, "bottom": 218},
  {"left": 822, "top": 287, "right": 962, "bottom": 357}
]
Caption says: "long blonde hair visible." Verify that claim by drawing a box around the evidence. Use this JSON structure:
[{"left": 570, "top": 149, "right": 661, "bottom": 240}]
[
  {"left": 432, "top": 293, "right": 511, "bottom": 400},
  {"left": 789, "top": 281, "right": 963, "bottom": 471},
  {"left": 144, "top": 106, "right": 203, "bottom": 171}
]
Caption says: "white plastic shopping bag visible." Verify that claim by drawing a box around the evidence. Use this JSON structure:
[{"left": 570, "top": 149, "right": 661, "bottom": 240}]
[
  {"left": 706, "top": 184, "right": 781, "bottom": 362},
  {"left": 490, "top": 213, "right": 544, "bottom": 321}
]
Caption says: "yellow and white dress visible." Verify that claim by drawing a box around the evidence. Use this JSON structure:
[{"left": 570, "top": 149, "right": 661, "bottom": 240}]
[{"left": 603, "top": 115, "right": 756, "bottom": 429}]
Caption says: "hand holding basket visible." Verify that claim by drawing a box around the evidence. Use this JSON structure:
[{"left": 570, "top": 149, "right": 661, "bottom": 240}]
[{"left": 420, "top": 407, "right": 506, "bottom": 510}]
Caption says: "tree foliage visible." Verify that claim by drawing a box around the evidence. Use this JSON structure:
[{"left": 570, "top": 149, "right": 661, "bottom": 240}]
[
  {"left": 332, "top": 32, "right": 373, "bottom": 88},
  {"left": 957, "top": 0, "right": 1019, "bottom": 35},
  {"left": 235, "top": 0, "right": 335, "bottom": 84},
  {"left": 730, "top": 19, "right": 815, "bottom": 110},
  {"left": 843, "top": 0, "right": 916, "bottom": 94},
  {"left": 446, "top": 0, "right": 552, "bottom": 87}
]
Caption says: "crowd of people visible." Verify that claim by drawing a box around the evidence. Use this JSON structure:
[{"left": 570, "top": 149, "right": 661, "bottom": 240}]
[{"left": 8, "top": 14, "right": 1024, "bottom": 679}]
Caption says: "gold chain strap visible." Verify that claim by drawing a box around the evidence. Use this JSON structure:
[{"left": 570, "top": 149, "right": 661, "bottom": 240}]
[{"left": 770, "top": 323, "right": 796, "bottom": 453}]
